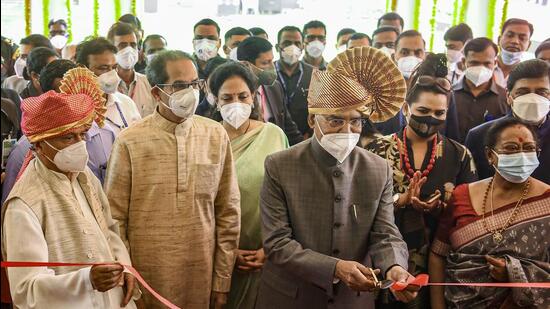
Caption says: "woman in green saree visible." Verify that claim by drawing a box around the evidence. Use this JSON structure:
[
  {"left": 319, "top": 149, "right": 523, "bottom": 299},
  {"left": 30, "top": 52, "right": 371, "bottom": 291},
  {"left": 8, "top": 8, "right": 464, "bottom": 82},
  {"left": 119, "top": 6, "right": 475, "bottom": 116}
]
[{"left": 208, "top": 62, "right": 289, "bottom": 308}]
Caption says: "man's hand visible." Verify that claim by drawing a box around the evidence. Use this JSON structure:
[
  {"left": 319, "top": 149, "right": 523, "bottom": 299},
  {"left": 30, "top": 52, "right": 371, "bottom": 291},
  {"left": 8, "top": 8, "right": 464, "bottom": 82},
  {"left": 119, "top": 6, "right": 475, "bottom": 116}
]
[
  {"left": 486, "top": 255, "right": 508, "bottom": 282},
  {"left": 334, "top": 260, "right": 379, "bottom": 292},
  {"left": 386, "top": 265, "right": 420, "bottom": 303},
  {"left": 210, "top": 291, "right": 227, "bottom": 309},
  {"left": 121, "top": 272, "right": 136, "bottom": 307},
  {"left": 236, "top": 249, "right": 265, "bottom": 272},
  {"left": 90, "top": 264, "right": 124, "bottom": 292}
]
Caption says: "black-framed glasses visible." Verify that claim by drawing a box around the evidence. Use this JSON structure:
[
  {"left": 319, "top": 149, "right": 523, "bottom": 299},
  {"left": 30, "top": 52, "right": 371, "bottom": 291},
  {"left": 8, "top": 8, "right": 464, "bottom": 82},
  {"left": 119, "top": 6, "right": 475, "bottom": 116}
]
[
  {"left": 157, "top": 79, "right": 206, "bottom": 94},
  {"left": 317, "top": 115, "right": 368, "bottom": 129}
]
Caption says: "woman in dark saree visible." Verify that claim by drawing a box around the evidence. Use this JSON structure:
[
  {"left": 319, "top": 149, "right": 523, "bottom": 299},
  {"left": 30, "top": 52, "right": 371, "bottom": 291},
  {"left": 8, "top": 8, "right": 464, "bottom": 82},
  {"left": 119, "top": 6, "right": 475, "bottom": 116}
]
[{"left": 430, "top": 117, "right": 550, "bottom": 309}]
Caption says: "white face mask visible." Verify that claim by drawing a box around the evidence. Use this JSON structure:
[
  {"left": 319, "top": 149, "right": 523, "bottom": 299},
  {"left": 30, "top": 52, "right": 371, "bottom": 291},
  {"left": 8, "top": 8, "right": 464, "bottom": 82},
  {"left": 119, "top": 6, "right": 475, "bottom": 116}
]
[
  {"left": 464, "top": 65, "right": 493, "bottom": 87},
  {"left": 397, "top": 56, "right": 423, "bottom": 79},
  {"left": 512, "top": 93, "right": 550, "bottom": 123},
  {"left": 228, "top": 47, "right": 239, "bottom": 61},
  {"left": 306, "top": 40, "right": 325, "bottom": 59},
  {"left": 315, "top": 116, "right": 360, "bottom": 163},
  {"left": 116, "top": 46, "right": 139, "bottom": 70},
  {"left": 98, "top": 69, "right": 121, "bottom": 94},
  {"left": 336, "top": 44, "right": 347, "bottom": 54},
  {"left": 159, "top": 87, "right": 200, "bottom": 119},
  {"left": 44, "top": 140, "right": 89, "bottom": 173},
  {"left": 492, "top": 150, "right": 539, "bottom": 183},
  {"left": 446, "top": 49, "right": 463, "bottom": 64},
  {"left": 194, "top": 39, "right": 219, "bottom": 62},
  {"left": 220, "top": 102, "right": 252, "bottom": 129},
  {"left": 500, "top": 49, "right": 523, "bottom": 66},
  {"left": 379, "top": 46, "right": 395, "bottom": 57},
  {"left": 281, "top": 45, "right": 302, "bottom": 65},
  {"left": 50, "top": 35, "right": 68, "bottom": 50},
  {"left": 14, "top": 57, "right": 26, "bottom": 78}
]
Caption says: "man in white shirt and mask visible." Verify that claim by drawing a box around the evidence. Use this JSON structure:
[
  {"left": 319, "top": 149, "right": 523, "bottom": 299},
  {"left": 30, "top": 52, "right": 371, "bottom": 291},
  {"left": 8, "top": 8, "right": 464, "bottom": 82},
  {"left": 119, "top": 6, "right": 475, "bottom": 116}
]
[
  {"left": 76, "top": 38, "right": 141, "bottom": 136},
  {"left": 394, "top": 30, "right": 426, "bottom": 82},
  {"left": 2, "top": 34, "right": 54, "bottom": 94},
  {"left": 494, "top": 18, "right": 533, "bottom": 89},
  {"left": 443, "top": 23, "right": 473, "bottom": 85},
  {"left": 107, "top": 22, "right": 155, "bottom": 117},
  {"left": 192, "top": 18, "right": 223, "bottom": 80},
  {"left": 222, "top": 27, "right": 251, "bottom": 61},
  {"left": 302, "top": 20, "right": 328, "bottom": 70}
]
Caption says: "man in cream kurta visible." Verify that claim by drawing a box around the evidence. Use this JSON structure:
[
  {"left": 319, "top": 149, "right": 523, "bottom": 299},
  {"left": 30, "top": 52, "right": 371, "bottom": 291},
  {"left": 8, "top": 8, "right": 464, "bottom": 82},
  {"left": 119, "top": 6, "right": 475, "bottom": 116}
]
[
  {"left": 2, "top": 91, "right": 138, "bottom": 308},
  {"left": 105, "top": 50, "right": 241, "bottom": 309}
]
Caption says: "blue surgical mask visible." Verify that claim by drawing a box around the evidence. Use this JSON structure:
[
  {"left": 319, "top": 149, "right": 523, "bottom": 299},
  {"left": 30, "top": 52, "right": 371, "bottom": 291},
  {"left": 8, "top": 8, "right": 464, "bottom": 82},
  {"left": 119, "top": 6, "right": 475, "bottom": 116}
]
[{"left": 492, "top": 150, "right": 539, "bottom": 183}]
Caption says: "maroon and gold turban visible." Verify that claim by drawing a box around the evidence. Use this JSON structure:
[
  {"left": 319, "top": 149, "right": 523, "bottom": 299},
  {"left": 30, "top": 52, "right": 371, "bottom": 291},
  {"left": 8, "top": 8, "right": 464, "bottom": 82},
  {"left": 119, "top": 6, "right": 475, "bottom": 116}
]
[
  {"left": 21, "top": 91, "right": 97, "bottom": 143},
  {"left": 308, "top": 46, "right": 406, "bottom": 122}
]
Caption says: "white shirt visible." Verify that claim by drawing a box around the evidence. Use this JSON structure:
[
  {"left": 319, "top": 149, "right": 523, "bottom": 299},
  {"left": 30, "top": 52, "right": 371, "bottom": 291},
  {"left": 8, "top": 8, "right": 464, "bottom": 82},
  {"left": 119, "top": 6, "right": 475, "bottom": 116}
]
[
  {"left": 117, "top": 71, "right": 156, "bottom": 117},
  {"left": 105, "top": 92, "right": 142, "bottom": 136},
  {"left": 494, "top": 65, "right": 508, "bottom": 89},
  {"left": 2, "top": 75, "right": 27, "bottom": 94},
  {"left": 2, "top": 173, "right": 137, "bottom": 309}
]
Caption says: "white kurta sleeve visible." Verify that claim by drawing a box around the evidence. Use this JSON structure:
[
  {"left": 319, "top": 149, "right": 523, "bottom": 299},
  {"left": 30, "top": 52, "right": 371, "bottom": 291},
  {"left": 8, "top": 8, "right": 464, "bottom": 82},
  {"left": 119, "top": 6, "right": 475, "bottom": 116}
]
[{"left": 3, "top": 198, "right": 96, "bottom": 308}]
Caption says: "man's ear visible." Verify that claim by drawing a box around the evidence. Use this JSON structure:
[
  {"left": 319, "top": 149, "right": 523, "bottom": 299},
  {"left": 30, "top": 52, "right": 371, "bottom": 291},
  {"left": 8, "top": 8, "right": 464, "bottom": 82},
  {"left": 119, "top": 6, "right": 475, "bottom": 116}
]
[
  {"left": 33, "top": 141, "right": 44, "bottom": 155},
  {"left": 222, "top": 45, "right": 230, "bottom": 56},
  {"left": 275, "top": 44, "right": 280, "bottom": 53},
  {"left": 151, "top": 86, "right": 162, "bottom": 101},
  {"left": 307, "top": 113, "right": 316, "bottom": 128},
  {"left": 30, "top": 72, "right": 42, "bottom": 92},
  {"left": 506, "top": 90, "right": 514, "bottom": 107},
  {"left": 461, "top": 57, "right": 466, "bottom": 68}
]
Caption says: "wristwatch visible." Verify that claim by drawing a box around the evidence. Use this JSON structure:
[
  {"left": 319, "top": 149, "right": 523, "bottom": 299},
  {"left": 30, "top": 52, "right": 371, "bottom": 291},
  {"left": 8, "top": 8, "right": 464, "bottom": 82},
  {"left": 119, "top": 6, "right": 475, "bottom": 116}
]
[{"left": 393, "top": 193, "right": 401, "bottom": 208}]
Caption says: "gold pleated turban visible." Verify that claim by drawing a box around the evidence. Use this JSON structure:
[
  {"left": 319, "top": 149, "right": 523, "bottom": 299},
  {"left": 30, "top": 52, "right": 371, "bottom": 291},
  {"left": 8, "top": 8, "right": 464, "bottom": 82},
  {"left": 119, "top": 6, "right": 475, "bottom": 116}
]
[{"left": 307, "top": 46, "right": 407, "bottom": 122}]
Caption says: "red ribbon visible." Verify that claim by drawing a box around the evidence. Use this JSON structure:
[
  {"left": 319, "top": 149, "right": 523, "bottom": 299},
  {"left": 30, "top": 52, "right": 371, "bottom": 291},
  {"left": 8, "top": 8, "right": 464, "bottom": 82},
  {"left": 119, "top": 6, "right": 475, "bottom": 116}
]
[
  {"left": 391, "top": 274, "right": 550, "bottom": 291},
  {"left": 1, "top": 261, "right": 180, "bottom": 309},
  {"left": 2, "top": 262, "right": 549, "bottom": 308}
]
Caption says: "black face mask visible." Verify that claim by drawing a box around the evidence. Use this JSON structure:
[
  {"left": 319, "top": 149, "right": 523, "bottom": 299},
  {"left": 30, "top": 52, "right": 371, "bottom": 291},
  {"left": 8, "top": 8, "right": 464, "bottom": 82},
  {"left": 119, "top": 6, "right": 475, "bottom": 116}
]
[{"left": 408, "top": 114, "right": 445, "bottom": 138}]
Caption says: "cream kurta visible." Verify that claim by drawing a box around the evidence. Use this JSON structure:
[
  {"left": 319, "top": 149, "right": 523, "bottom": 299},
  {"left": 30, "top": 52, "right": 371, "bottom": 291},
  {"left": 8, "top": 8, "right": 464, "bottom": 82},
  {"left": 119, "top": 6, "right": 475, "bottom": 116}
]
[
  {"left": 2, "top": 159, "right": 136, "bottom": 309},
  {"left": 104, "top": 110, "right": 241, "bottom": 308}
]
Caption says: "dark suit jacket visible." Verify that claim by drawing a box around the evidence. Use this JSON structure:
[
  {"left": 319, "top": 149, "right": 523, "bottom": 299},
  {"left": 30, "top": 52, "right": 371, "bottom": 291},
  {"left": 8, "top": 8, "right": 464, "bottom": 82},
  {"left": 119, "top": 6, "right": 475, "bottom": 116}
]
[
  {"left": 257, "top": 137, "right": 408, "bottom": 309},
  {"left": 276, "top": 60, "right": 314, "bottom": 137},
  {"left": 262, "top": 81, "right": 303, "bottom": 145}
]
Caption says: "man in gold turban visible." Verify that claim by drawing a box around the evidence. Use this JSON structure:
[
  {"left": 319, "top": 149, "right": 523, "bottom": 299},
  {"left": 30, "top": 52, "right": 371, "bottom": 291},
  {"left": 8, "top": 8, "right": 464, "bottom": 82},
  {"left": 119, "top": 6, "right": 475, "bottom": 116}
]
[{"left": 256, "top": 47, "right": 419, "bottom": 308}]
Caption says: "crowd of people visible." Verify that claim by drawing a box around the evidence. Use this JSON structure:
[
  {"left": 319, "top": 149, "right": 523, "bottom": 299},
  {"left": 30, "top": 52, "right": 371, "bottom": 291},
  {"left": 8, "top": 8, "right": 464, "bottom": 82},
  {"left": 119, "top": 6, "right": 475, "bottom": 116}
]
[{"left": 0, "top": 11, "right": 549, "bottom": 309}]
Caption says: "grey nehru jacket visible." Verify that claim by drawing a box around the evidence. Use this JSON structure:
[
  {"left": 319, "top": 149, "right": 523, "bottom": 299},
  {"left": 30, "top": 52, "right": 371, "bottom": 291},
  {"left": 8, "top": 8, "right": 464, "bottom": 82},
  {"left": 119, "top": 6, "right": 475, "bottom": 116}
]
[{"left": 256, "top": 137, "right": 409, "bottom": 309}]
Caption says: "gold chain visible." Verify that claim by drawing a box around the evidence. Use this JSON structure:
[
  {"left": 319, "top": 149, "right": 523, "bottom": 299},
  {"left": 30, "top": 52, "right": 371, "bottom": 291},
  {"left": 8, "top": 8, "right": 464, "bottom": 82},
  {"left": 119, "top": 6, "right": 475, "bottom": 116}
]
[{"left": 481, "top": 177, "right": 530, "bottom": 240}]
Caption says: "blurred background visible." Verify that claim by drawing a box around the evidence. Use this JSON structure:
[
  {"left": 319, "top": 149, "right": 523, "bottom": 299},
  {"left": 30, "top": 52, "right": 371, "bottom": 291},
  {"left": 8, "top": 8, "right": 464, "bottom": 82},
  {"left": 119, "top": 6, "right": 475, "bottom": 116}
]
[{"left": 2, "top": 0, "right": 549, "bottom": 60}]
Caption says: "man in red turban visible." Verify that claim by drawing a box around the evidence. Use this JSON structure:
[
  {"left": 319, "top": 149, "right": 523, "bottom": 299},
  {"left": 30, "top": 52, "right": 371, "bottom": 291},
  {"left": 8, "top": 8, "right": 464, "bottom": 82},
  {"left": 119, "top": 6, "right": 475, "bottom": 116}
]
[{"left": 2, "top": 91, "right": 140, "bottom": 308}]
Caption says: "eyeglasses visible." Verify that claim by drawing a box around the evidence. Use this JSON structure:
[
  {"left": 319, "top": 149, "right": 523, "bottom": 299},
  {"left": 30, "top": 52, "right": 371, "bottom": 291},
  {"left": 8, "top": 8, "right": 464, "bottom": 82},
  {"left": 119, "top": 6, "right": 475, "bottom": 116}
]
[
  {"left": 157, "top": 79, "right": 206, "bottom": 94},
  {"left": 493, "top": 145, "right": 539, "bottom": 155},
  {"left": 317, "top": 115, "right": 367, "bottom": 129}
]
